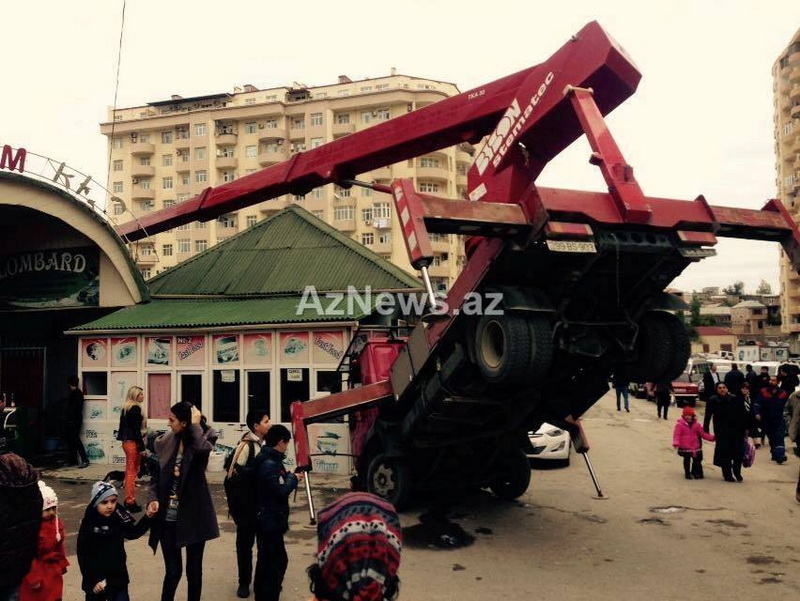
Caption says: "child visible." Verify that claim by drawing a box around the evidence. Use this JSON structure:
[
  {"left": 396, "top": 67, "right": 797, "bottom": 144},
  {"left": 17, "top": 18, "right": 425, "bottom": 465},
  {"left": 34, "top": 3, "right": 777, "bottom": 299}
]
[
  {"left": 77, "top": 481, "right": 153, "bottom": 601},
  {"left": 672, "top": 406, "right": 715, "bottom": 479},
  {"left": 20, "top": 481, "right": 69, "bottom": 601}
]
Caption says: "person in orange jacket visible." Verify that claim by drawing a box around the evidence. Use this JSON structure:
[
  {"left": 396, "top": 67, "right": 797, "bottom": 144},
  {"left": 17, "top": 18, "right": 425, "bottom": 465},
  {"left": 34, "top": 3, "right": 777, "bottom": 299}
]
[{"left": 20, "top": 481, "right": 68, "bottom": 601}]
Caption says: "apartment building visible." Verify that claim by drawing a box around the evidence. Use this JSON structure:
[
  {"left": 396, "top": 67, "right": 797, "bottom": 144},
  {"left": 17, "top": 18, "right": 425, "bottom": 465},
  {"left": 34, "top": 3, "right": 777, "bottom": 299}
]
[
  {"left": 100, "top": 73, "right": 471, "bottom": 290},
  {"left": 774, "top": 28, "right": 800, "bottom": 337}
]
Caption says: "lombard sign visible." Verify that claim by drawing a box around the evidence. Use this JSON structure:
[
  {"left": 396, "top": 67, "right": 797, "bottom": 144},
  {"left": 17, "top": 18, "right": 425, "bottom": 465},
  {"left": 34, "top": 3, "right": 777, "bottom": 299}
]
[{"left": 0, "top": 247, "right": 100, "bottom": 309}]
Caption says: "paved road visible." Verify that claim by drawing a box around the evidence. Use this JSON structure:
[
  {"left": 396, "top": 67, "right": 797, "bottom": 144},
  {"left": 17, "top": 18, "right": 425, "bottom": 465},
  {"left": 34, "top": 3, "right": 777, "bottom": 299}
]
[{"left": 42, "top": 391, "right": 800, "bottom": 600}]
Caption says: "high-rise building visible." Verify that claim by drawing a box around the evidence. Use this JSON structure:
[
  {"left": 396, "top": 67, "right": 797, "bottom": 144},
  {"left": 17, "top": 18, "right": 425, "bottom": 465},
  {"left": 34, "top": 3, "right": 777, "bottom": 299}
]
[
  {"left": 774, "top": 29, "right": 800, "bottom": 338},
  {"left": 100, "top": 73, "right": 470, "bottom": 290}
]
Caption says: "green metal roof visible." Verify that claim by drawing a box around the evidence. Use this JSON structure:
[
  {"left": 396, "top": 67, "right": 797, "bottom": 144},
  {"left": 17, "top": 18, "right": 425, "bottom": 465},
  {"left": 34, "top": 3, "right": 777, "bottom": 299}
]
[
  {"left": 146, "top": 205, "right": 422, "bottom": 296},
  {"left": 69, "top": 296, "right": 375, "bottom": 332}
]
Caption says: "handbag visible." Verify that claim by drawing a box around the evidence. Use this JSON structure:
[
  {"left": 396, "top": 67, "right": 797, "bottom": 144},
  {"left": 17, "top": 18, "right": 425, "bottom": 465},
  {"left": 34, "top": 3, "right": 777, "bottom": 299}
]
[{"left": 743, "top": 436, "right": 756, "bottom": 468}]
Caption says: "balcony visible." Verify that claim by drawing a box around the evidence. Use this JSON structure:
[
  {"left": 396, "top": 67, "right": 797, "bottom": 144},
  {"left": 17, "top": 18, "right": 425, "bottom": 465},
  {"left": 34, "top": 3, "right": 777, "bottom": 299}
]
[
  {"left": 131, "top": 187, "right": 155, "bottom": 200},
  {"left": 416, "top": 165, "right": 450, "bottom": 182},
  {"left": 215, "top": 156, "right": 238, "bottom": 169},
  {"left": 130, "top": 164, "right": 155, "bottom": 178},
  {"left": 130, "top": 142, "right": 155, "bottom": 156},
  {"left": 372, "top": 217, "right": 392, "bottom": 230},
  {"left": 136, "top": 253, "right": 158, "bottom": 266},
  {"left": 259, "top": 129, "right": 287, "bottom": 143},
  {"left": 216, "top": 133, "right": 238, "bottom": 146},
  {"left": 332, "top": 123, "right": 356, "bottom": 136},
  {"left": 217, "top": 224, "right": 239, "bottom": 236},
  {"left": 175, "top": 184, "right": 191, "bottom": 196},
  {"left": 431, "top": 238, "right": 450, "bottom": 253},
  {"left": 368, "top": 167, "right": 391, "bottom": 180},
  {"left": 258, "top": 148, "right": 288, "bottom": 166},
  {"left": 175, "top": 160, "right": 191, "bottom": 172},
  {"left": 334, "top": 218, "right": 357, "bottom": 232},
  {"left": 260, "top": 197, "right": 290, "bottom": 212},
  {"left": 428, "top": 264, "right": 450, "bottom": 278},
  {"left": 372, "top": 241, "right": 392, "bottom": 254}
]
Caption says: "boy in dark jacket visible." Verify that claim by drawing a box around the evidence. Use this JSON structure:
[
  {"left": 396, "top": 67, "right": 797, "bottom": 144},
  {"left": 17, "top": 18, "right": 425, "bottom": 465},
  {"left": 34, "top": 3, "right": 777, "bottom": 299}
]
[
  {"left": 77, "top": 481, "right": 153, "bottom": 601},
  {"left": 253, "top": 425, "right": 302, "bottom": 601}
]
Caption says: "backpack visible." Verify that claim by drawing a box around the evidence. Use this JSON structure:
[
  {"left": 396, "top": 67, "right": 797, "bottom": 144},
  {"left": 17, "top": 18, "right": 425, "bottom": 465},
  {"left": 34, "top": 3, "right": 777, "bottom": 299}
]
[{"left": 223, "top": 439, "right": 258, "bottom": 524}]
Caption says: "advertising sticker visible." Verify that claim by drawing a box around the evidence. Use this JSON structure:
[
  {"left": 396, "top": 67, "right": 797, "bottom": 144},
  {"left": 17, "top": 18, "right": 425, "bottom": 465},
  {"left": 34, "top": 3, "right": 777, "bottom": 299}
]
[
  {"left": 177, "top": 335, "right": 205, "bottom": 366},
  {"left": 243, "top": 333, "right": 272, "bottom": 364},
  {"left": 111, "top": 338, "right": 138, "bottom": 367},
  {"left": 81, "top": 338, "right": 108, "bottom": 367},
  {"left": 213, "top": 334, "right": 240, "bottom": 364},
  {"left": 146, "top": 337, "right": 172, "bottom": 366},
  {"left": 280, "top": 332, "right": 309, "bottom": 364}
]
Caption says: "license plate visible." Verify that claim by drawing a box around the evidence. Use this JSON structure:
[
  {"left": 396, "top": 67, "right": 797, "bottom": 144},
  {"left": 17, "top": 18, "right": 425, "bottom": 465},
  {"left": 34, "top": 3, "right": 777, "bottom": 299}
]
[{"left": 546, "top": 239, "right": 597, "bottom": 253}]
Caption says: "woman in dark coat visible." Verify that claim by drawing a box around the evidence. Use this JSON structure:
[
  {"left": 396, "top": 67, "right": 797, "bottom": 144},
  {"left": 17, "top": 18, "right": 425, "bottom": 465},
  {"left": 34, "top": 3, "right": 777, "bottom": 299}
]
[
  {"left": 703, "top": 382, "right": 749, "bottom": 482},
  {"left": 146, "top": 402, "right": 219, "bottom": 601}
]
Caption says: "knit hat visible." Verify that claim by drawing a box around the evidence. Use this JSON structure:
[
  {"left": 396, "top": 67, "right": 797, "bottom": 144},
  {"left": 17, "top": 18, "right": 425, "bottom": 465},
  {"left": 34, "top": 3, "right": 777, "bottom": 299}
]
[
  {"left": 39, "top": 480, "right": 58, "bottom": 511},
  {"left": 682, "top": 406, "right": 696, "bottom": 417},
  {"left": 315, "top": 492, "right": 402, "bottom": 601},
  {"left": 90, "top": 481, "right": 118, "bottom": 507}
]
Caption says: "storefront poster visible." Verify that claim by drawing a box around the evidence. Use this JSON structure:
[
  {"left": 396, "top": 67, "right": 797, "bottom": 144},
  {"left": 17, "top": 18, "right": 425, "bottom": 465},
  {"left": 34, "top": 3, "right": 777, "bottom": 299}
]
[
  {"left": 146, "top": 337, "right": 172, "bottom": 366},
  {"left": 308, "top": 423, "right": 351, "bottom": 474},
  {"left": 110, "top": 372, "right": 138, "bottom": 417},
  {"left": 279, "top": 332, "right": 309, "bottom": 364},
  {"left": 312, "top": 331, "right": 345, "bottom": 364},
  {"left": 213, "top": 334, "right": 240, "bottom": 364},
  {"left": 85, "top": 400, "right": 107, "bottom": 421},
  {"left": 81, "top": 338, "right": 108, "bottom": 367},
  {"left": 177, "top": 335, "right": 205, "bottom": 366},
  {"left": 243, "top": 333, "right": 272, "bottom": 364},
  {"left": 111, "top": 338, "right": 138, "bottom": 367}
]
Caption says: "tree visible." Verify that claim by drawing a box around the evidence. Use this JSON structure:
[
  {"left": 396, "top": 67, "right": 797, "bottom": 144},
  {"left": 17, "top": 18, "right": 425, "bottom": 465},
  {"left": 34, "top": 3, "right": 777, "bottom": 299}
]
[
  {"left": 755, "top": 279, "right": 772, "bottom": 295},
  {"left": 722, "top": 281, "right": 745, "bottom": 296},
  {"left": 690, "top": 296, "right": 702, "bottom": 327}
]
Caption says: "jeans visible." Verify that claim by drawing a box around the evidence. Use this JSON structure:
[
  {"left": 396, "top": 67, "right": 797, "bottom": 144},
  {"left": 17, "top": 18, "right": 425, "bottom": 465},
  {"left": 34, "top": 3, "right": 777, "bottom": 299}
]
[
  {"left": 615, "top": 387, "right": 629, "bottom": 411},
  {"left": 122, "top": 441, "right": 140, "bottom": 505},
  {"left": 236, "top": 522, "right": 257, "bottom": 587},
  {"left": 86, "top": 588, "right": 130, "bottom": 601},
  {"left": 765, "top": 419, "right": 787, "bottom": 461},
  {"left": 682, "top": 450, "right": 704, "bottom": 477},
  {"left": 254, "top": 531, "right": 287, "bottom": 601},
  {"left": 160, "top": 522, "right": 206, "bottom": 601}
]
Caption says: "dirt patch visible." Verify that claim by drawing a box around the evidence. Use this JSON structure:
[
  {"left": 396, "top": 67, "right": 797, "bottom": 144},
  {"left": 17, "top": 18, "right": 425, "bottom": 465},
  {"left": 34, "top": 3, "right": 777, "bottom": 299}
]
[
  {"left": 403, "top": 511, "right": 476, "bottom": 550},
  {"left": 706, "top": 519, "right": 747, "bottom": 528},
  {"left": 746, "top": 555, "right": 781, "bottom": 566},
  {"left": 638, "top": 517, "right": 668, "bottom": 526}
]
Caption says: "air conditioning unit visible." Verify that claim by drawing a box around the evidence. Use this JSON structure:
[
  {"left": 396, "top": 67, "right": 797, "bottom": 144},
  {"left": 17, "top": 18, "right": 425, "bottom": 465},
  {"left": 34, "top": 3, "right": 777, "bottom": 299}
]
[
  {"left": 130, "top": 133, "right": 138, "bottom": 141},
  {"left": 176, "top": 150, "right": 183, "bottom": 156},
  {"left": 258, "top": 123, "right": 265, "bottom": 129},
  {"left": 132, "top": 178, "right": 139, "bottom": 185}
]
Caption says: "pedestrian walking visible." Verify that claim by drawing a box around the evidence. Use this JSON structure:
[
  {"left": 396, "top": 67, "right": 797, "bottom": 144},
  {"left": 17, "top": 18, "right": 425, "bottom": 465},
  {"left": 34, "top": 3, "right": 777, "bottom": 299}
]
[
  {"left": 307, "top": 492, "right": 402, "bottom": 601},
  {"left": 754, "top": 375, "right": 789, "bottom": 463},
  {"left": 116, "top": 386, "right": 147, "bottom": 513},
  {"left": 724, "top": 363, "right": 745, "bottom": 397},
  {"left": 225, "top": 409, "right": 270, "bottom": 599},
  {"left": 672, "top": 406, "right": 715, "bottom": 479},
  {"left": 744, "top": 364, "right": 758, "bottom": 390},
  {"left": 779, "top": 366, "right": 799, "bottom": 395},
  {"left": 253, "top": 425, "right": 301, "bottom": 601},
  {"left": 77, "top": 481, "right": 154, "bottom": 601},
  {"left": 787, "top": 389, "right": 800, "bottom": 457},
  {"left": 702, "top": 364, "right": 722, "bottom": 403},
  {"left": 65, "top": 376, "right": 89, "bottom": 468},
  {"left": 612, "top": 373, "right": 630, "bottom": 412},
  {"left": 146, "top": 402, "right": 219, "bottom": 601},
  {"left": 655, "top": 379, "right": 672, "bottom": 420},
  {"left": 19, "top": 481, "right": 68, "bottom": 601},
  {"left": 703, "top": 382, "right": 749, "bottom": 482}
]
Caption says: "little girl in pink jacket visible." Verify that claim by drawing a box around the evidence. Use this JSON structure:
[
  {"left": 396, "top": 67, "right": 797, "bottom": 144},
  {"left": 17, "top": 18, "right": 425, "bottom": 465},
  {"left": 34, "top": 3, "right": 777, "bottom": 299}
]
[{"left": 673, "top": 406, "right": 715, "bottom": 479}]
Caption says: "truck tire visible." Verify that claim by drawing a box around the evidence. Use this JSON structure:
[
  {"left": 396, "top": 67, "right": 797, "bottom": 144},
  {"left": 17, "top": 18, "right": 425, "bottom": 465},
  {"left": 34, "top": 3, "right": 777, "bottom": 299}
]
[
  {"left": 474, "top": 314, "right": 531, "bottom": 384},
  {"left": 489, "top": 448, "right": 531, "bottom": 501},
  {"left": 653, "top": 311, "right": 691, "bottom": 382},
  {"left": 526, "top": 315, "right": 553, "bottom": 381},
  {"left": 625, "top": 313, "right": 672, "bottom": 383},
  {"left": 367, "top": 454, "right": 412, "bottom": 510}
]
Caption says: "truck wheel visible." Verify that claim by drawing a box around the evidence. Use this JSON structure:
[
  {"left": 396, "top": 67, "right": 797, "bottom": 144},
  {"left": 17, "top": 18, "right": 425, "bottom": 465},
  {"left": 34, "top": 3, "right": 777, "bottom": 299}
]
[
  {"left": 367, "top": 454, "right": 412, "bottom": 510},
  {"left": 654, "top": 311, "right": 691, "bottom": 382},
  {"left": 626, "top": 313, "right": 672, "bottom": 382},
  {"left": 527, "top": 315, "right": 553, "bottom": 380},
  {"left": 475, "top": 314, "right": 531, "bottom": 384},
  {"left": 489, "top": 448, "right": 531, "bottom": 501}
]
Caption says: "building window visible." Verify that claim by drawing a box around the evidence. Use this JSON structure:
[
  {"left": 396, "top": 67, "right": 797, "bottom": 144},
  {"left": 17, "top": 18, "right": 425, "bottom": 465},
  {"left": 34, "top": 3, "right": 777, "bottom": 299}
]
[
  {"left": 162, "top": 154, "right": 173, "bottom": 166},
  {"left": 312, "top": 188, "right": 322, "bottom": 199},
  {"left": 361, "top": 233, "right": 374, "bottom": 246},
  {"left": 112, "top": 137, "right": 123, "bottom": 149},
  {"left": 180, "top": 173, "right": 190, "bottom": 186},
  {"left": 373, "top": 203, "right": 391, "bottom": 219},
  {"left": 310, "top": 137, "right": 323, "bottom": 149},
  {"left": 139, "top": 179, "right": 151, "bottom": 190},
  {"left": 338, "top": 90, "right": 351, "bottom": 97},
  {"left": 291, "top": 117, "right": 305, "bottom": 130},
  {"left": 141, "top": 268, "right": 151, "bottom": 279},
  {"left": 245, "top": 168, "right": 257, "bottom": 174},
  {"left": 335, "top": 113, "right": 350, "bottom": 124},
  {"left": 420, "top": 157, "right": 440, "bottom": 168},
  {"left": 176, "top": 127, "right": 189, "bottom": 140},
  {"left": 113, "top": 181, "right": 123, "bottom": 193},
  {"left": 195, "top": 147, "right": 206, "bottom": 160},
  {"left": 334, "top": 185, "right": 351, "bottom": 198},
  {"left": 290, "top": 141, "right": 306, "bottom": 153},
  {"left": 219, "top": 215, "right": 237, "bottom": 228},
  {"left": 334, "top": 206, "right": 355, "bottom": 221},
  {"left": 163, "top": 199, "right": 175, "bottom": 208},
  {"left": 219, "top": 147, "right": 235, "bottom": 158},
  {"left": 245, "top": 145, "right": 257, "bottom": 158},
  {"left": 293, "top": 194, "right": 305, "bottom": 202},
  {"left": 195, "top": 240, "right": 208, "bottom": 253},
  {"left": 161, "top": 131, "right": 173, "bottom": 144},
  {"left": 362, "top": 208, "right": 373, "bottom": 223},
  {"left": 378, "top": 232, "right": 392, "bottom": 244},
  {"left": 162, "top": 244, "right": 173, "bottom": 256},
  {"left": 361, "top": 86, "right": 373, "bottom": 92},
  {"left": 362, "top": 187, "right": 372, "bottom": 197},
  {"left": 138, "top": 134, "right": 150, "bottom": 143},
  {"left": 195, "top": 221, "right": 207, "bottom": 229},
  {"left": 140, "top": 200, "right": 154, "bottom": 211},
  {"left": 310, "top": 112, "right": 323, "bottom": 126},
  {"left": 246, "top": 215, "right": 257, "bottom": 227},
  {"left": 163, "top": 176, "right": 173, "bottom": 189},
  {"left": 113, "top": 202, "right": 125, "bottom": 215},
  {"left": 265, "top": 118, "right": 278, "bottom": 129},
  {"left": 195, "top": 123, "right": 207, "bottom": 137},
  {"left": 244, "top": 122, "right": 257, "bottom": 134},
  {"left": 312, "top": 210, "right": 324, "bottom": 219},
  {"left": 178, "top": 239, "right": 191, "bottom": 253},
  {"left": 376, "top": 84, "right": 389, "bottom": 91},
  {"left": 245, "top": 98, "right": 256, "bottom": 105},
  {"left": 362, "top": 108, "right": 390, "bottom": 123},
  {"left": 419, "top": 182, "right": 439, "bottom": 193},
  {"left": 139, "top": 156, "right": 151, "bottom": 166},
  {"left": 222, "top": 171, "right": 236, "bottom": 182},
  {"left": 177, "top": 224, "right": 190, "bottom": 231},
  {"left": 265, "top": 94, "right": 278, "bottom": 101},
  {"left": 196, "top": 170, "right": 207, "bottom": 183}
]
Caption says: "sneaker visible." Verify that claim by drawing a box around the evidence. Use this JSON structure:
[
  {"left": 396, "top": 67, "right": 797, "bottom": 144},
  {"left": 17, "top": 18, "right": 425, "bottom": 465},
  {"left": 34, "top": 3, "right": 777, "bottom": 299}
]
[
  {"left": 236, "top": 585, "right": 250, "bottom": 598},
  {"left": 78, "top": 462, "right": 90, "bottom": 469},
  {"left": 125, "top": 502, "right": 143, "bottom": 513},
  {"left": 685, "top": 473, "right": 692, "bottom": 480},
  {"left": 625, "top": 408, "right": 630, "bottom": 413},
  {"left": 734, "top": 473, "right": 743, "bottom": 482},
  {"left": 694, "top": 474, "right": 704, "bottom": 479}
]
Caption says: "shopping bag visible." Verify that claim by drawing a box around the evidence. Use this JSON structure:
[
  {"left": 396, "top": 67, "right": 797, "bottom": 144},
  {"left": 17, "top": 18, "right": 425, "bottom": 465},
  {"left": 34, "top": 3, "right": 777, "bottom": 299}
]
[{"left": 743, "top": 436, "right": 756, "bottom": 468}]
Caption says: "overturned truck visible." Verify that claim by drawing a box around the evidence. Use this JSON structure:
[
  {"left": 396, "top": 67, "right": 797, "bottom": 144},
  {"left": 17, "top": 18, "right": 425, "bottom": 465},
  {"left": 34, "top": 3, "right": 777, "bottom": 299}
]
[{"left": 118, "top": 22, "right": 800, "bottom": 510}]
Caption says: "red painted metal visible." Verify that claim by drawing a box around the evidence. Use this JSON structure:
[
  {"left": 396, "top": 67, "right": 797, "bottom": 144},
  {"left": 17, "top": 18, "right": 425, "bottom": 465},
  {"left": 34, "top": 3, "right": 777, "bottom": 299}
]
[
  {"left": 545, "top": 222, "right": 594, "bottom": 239},
  {"left": 391, "top": 179, "right": 433, "bottom": 269}
]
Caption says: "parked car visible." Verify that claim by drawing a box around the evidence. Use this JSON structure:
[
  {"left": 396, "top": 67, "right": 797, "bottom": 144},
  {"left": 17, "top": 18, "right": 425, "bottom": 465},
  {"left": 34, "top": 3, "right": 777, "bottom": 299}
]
[{"left": 525, "top": 422, "right": 571, "bottom": 465}]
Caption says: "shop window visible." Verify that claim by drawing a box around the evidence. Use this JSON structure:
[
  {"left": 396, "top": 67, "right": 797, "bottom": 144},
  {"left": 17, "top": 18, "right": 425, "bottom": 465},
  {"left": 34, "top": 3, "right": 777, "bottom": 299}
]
[
  {"left": 147, "top": 373, "right": 172, "bottom": 420},
  {"left": 280, "top": 368, "right": 309, "bottom": 422},
  {"left": 213, "top": 369, "right": 241, "bottom": 423},
  {"left": 316, "top": 370, "right": 343, "bottom": 395},
  {"left": 82, "top": 372, "right": 108, "bottom": 397},
  {"left": 246, "top": 370, "right": 271, "bottom": 416},
  {"left": 179, "top": 373, "right": 203, "bottom": 411}
]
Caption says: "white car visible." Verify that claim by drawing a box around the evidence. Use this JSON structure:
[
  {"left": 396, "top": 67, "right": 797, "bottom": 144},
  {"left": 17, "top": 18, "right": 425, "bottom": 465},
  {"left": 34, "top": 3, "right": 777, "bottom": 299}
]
[{"left": 525, "top": 422, "right": 571, "bottom": 465}]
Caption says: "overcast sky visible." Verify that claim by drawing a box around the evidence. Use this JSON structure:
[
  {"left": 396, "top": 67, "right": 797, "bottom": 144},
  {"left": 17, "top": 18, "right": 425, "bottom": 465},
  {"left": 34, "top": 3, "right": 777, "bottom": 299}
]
[{"left": 1, "top": 0, "right": 797, "bottom": 294}]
